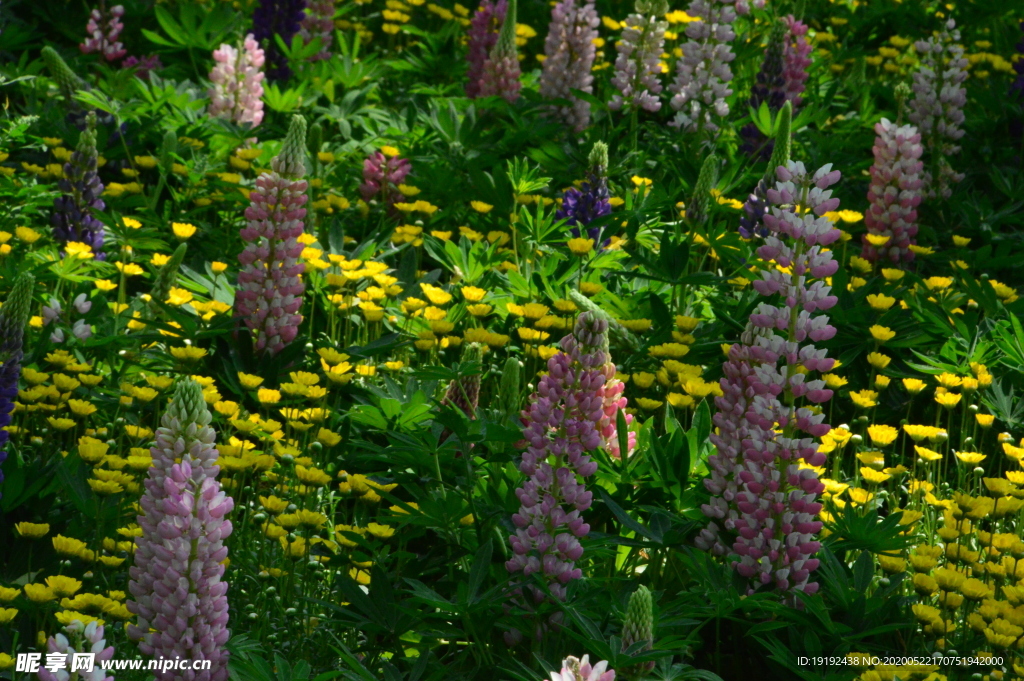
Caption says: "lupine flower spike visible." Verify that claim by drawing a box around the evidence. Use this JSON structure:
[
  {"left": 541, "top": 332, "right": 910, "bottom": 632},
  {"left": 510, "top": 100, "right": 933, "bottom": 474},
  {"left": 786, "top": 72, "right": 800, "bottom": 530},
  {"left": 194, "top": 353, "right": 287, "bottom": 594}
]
[
  {"left": 668, "top": 0, "right": 739, "bottom": 134},
  {"left": 556, "top": 142, "right": 611, "bottom": 243},
  {"left": 608, "top": 0, "right": 668, "bottom": 113},
  {"left": 619, "top": 585, "right": 655, "bottom": 679},
  {"left": 539, "top": 0, "right": 600, "bottom": 132},
  {"left": 479, "top": 0, "right": 521, "bottom": 102},
  {"left": 0, "top": 272, "right": 34, "bottom": 499},
  {"left": 252, "top": 0, "right": 308, "bottom": 82},
  {"left": 781, "top": 16, "right": 811, "bottom": 110},
  {"left": 51, "top": 112, "right": 106, "bottom": 258},
  {"left": 299, "top": 0, "right": 335, "bottom": 60},
  {"left": 698, "top": 161, "right": 840, "bottom": 598},
  {"left": 505, "top": 312, "right": 631, "bottom": 644},
  {"left": 80, "top": 4, "right": 126, "bottom": 62},
  {"left": 908, "top": 19, "right": 968, "bottom": 199},
  {"left": 549, "top": 656, "right": 616, "bottom": 681},
  {"left": 37, "top": 619, "right": 115, "bottom": 681},
  {"left": 466, "top": 0, "right": 508, "bottom": 98},
  {"left": 360, "top": 150, "right": 412, "bottom": 212},
  {"left": 235, "top": 115, "right": 309, "bottom": 356},
  {"left": 738, "top": 21, "right": 786, "bottom": 159},
  {"left": 127, "top": 379, "right": 234, "bottom": 680},
  {"left": 860, "top": 117, "right": 924, "bottom": 264},
  {"left": 209, "top": 34, "right": 266, "bottom": 128}
]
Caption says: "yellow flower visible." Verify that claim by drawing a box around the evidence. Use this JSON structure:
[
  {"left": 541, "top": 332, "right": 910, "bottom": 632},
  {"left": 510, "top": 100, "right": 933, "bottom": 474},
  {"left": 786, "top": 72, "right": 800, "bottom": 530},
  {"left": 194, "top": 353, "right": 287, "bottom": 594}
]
[
  {"left": 954, "top": 451, "right": 986, "bottom": 464},
  {"left": 866, "top": 352, "right": 891, "bottom": 370},
  {"left": 568, "top": 238, "right": 594, "bottom": 255},
  {"left": 171, "top": 222, "right": 197, "bottom": 239},
  {"left": 420, "top": 283, "right": 452, "bottom": 305},
  {"left": 869, "top": 325, "right": 895, "bottom": 343},
  {"left": 211, "top": 261, "right": 228, "bottom": 273},
  {"left": 976, "top": 414, "right": 995, "bottom": 428},
  {"left": 14, "top": 522, "right": 50, "bottom": 539},
  {"left": 0, "top": 608, "right": 14, "bottom": 625},
  {"left": 380, "top": 145, "right": 400, "bottom": 157},
  {"left": 45, "top": 575, "right": 83, "bottom": 597},
  {"left": 935, "top": 391, "right": 962, "bottom": 409},
  {"left": 867, "top": 424, "right": 898, "bottom": 446},
  {"left": 849, "top": 390, "right": 879, "bottom": 409},
  {"left": 0, "top": 587, "right": 20, "bottom": 602},
  {"left": 238, "top": 372, "right": 265, "bottom": 389},
  {"left": 470, "top": 200, "right": 493, "bottom": 213},
  {"left": 65, "top": 242, "right": 95, "bottom": 259},
  {"left": 924, "top": 276, "right": 953, "bottom": 291},
  {"left": 902, "top": 378, "right": 927, "bottom": 394},
  {"left": 636, "top": 398, "right": 664, "bottom": 410},
  {"left": 866, "top": 294, "right": 896, "bottom": 311},
  {"left": 24, "top": 583, "right": 56, "bottom": 602},
  {"left": 880, "top": 268, "right": 904, "bottom": 282},
  {"left": 169, "top": 346, "right": 207, "bottom": 361},
  {"left": 258, "top": 389, "right": 281, "bottom": 404},
  {"left": 864, "top": 234, "right": 891, "bottom": 247}
]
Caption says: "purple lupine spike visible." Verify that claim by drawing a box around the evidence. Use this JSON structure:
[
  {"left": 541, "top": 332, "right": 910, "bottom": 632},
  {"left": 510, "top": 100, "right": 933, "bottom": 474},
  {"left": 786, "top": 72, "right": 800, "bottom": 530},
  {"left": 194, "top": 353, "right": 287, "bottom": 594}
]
[
  {"left": 80, "top": 4, "right": 126, "bottom": 62},
  {"left": 299, "top": 0, "right": 335, "bottom": 61},
  {"left": 1013, "top": 21, "right": 1024, "bottom": 98},
  {"left": 37, "top": 620, "right": 116, "bottom": 681},
  {"left": 504, "top": 311, "right": 630, "bottom": 644},
  {"left": 539, "top": 0, "right": 600, "bottom": 132},
  {"left": 860, "top": 119, "right": 924, "bottom": 264},
  {"left": 235, "top": 116, "right": 309, "bottom": 356},
  {"left": 479, "top": 0, "right": 521, "bottom": 102},
  {"left": 781, "top": 15, "right": 811, "bottom": 110},
  {"left": 51, "top": 113, "right": 106, "bottom": 259},
  {"left": 122, "top": 54, "right": 163, "bottom": 80},
  {"left": 466, "top": 0, "right": 508, "bottom": 98},
  {"left": 697, "top": 160, "right": 839, "bottom": 599},
  {"left": 209, "top": 34, "right": 266, "bottom": 128},
  {"left": 908, "top": 19, "right": 968, "bottom": 199},
  {"left": 608, "top": 0, "right": 667, "bottom": 113},
  {"left": 127, "top": 380, "right": 233, "bottom": 681},
  {"left": 252, "top": 0, "right": 308, "bottom": 83},
  {"left": 556, "top": 142, "right": 611, "bottom": 243},
  {"left": 738, "top": 22, "right": 786, "bottom": 160},
  {"left": 668, "top": 0, "right": 738, "bottom": 133},
  {"left": 359, "top": 151, "right": 411, "bottom": 211}
]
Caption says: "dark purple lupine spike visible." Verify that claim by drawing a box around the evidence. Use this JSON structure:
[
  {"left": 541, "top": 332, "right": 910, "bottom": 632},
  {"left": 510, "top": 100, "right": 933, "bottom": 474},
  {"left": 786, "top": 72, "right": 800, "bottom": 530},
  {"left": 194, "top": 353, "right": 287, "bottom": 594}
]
[
  {"left": 252, "top": 0, "right": 308, "bottom": 83},
  {"left": 738, "top": 22, "right": 786, "bottom": 160},
  {"left": 556, "top": 142, "right": 611, "bottom": 243},
  {"left": 51, "top": 113, "right": 106, "bottom": 259},
  {"left": 0, "top": 272, "right": 35, "bottom": 498},
  {"left": 466, "top": 0, "right": 508, "bottom": 98}
]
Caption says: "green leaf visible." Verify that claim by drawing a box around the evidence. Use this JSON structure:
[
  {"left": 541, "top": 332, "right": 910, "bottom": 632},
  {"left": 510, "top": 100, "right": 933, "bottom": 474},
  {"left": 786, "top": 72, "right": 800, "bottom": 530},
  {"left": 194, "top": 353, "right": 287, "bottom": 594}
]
[{"left": 467, "top": 539, "right": 492, "bottom": 603}]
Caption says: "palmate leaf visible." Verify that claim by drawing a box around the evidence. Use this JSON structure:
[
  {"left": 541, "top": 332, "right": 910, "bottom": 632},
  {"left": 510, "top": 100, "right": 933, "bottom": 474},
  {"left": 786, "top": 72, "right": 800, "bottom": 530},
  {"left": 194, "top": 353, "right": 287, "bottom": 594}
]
[{"left": 822, "top": 504, "right": 911, "bottom": 556}]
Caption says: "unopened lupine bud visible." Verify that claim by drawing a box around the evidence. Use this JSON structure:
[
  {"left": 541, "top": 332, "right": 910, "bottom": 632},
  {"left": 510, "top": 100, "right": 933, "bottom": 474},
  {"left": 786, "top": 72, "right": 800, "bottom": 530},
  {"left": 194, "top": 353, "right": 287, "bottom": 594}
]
[
  {"left": 620, "top": 585, "right": 655, "bottom": 679},
  {"left": 687, "top": 153, "right": 718, "bottom": 226}
]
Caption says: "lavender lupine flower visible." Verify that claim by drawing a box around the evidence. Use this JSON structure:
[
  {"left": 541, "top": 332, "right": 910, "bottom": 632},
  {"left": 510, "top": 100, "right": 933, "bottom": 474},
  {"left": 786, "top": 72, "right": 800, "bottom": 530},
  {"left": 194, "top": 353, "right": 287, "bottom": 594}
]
[
  {"left": 781, "top": 16, "right": 811, "bottom": 110},
  {"left": 0, "top": 272, "right": 34, "bottom": 499},
  {"left": 549, "top": 656, "right": 616, "bottom": 681},
  {"left": 697, "top": 161, "right": 840, "bottom": 598},
  {"left": 539, "top": 0, "right": 600, "bottom": 132},
  {"left": 51, "top": 113, "right": 106, "bottom": 259},
  {"left": 252, "top": 0, "right": 308, "bottom": 82},
  {"left": 235, "top": 116, "right": 309, "bottom": 356},
  {"left": 209, "top": 34, "right": 266, "bottom": 129},
  {"left": 738, "top": 22, "right": 786, "bottom": 160},
  {"left": 860, "top": 119, "right": 924, "bottom": 264},
  {"left": 37, "top": 619, "right": 115, "bottom": 681},
  {"left": 479, "top": 0, "right": 521, "bottom": 102},
  {"left": 465, "top": 0, "right": 508, "bottom": 98},
  {"left": 556, "top": 142, "right": 611, "bottom": 243},
  {"left": 908, "top": 19, "right": 968, "bottom": 199},
  {"left": 299, "top": 0, "right": 335, "bottom": 60},
  {"left": 127, "top": 379, "right": 233, "bottom": 681},
  {"left": 668, "top": 0, "right": 738, "bottom": 133},
  {"left": 80, "top": 4, "right": 126, "bottom": 62},
  {"left": 505, "top": 312, "right": 630, "bottom": 644},
  {"left": 359, "top": 150, "right": 411, "bottom": 211},
  {"left": 122, "top": 54, "right": 163, "bottom": 80},
  {"left": 608, "top": 0, "right": 668, "bottom": 113}
]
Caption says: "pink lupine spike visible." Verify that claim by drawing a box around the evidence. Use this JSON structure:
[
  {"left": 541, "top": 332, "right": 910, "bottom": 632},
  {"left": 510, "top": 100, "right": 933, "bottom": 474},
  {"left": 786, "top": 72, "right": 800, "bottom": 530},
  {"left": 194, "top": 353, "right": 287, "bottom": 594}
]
[
  {"left": 697, "top": 160, "right": 839, "bottom": 599},
  {"left": 209, "top": 33, "right": 266, "bottom": 128},
  {"left": 861, "top": 118, "right": 924, "bottom": 264},
  {"left": 80, "top": 4, "right": 126, "bottom": 62}
]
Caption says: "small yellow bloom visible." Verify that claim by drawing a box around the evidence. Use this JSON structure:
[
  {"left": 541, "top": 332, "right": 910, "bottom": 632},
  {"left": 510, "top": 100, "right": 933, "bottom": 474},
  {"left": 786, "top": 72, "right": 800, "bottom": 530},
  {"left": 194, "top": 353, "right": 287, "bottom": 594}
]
[
  {"left": 15, "top": 522, "right": 50, "bottom": 539},
  {"left": 869, "top": 325, "right": 895, "bottom": 343},
  {"left": 902, "top": 378, "right": 927, "bottom": 394},
  {"left": 211, "top": 262, "right": 228, "bottom": 274},
  {"left": 470, "top": 200, "right": 493, "bottom": 213},
  {"left": 867, "top": 424, "right": 898, "bottom": 446},
  {"left": 866, "top": 294, "right": 896, "bottom": 311},
  {"left": 567, "top": 238, "right": 594, "bottom": 255},
  {"left": 171, "top": 222, "right": 197, "bottom": 239}
]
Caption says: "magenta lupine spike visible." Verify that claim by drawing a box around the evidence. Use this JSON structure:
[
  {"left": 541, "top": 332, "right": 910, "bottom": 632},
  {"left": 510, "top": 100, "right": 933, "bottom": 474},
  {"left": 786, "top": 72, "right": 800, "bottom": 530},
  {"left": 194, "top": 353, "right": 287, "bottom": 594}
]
[
  {"left": 466, "top": 0, "right": 508, "bottom": 98},
  {"left": 696, "top": 160, "right": 840, "bottom": 598},
  {"left": 209, "top": 34, "right": 266, "bottom": 129},
  {"left": 80, "top": 4, "right": 126, "bottom": 62},
  {"left": 300, "top": 0, "right": 335, "bottom": 61},
  {"left": 608, "top": 0, "right": 668, "bottom": 113},
  {"left": 479, "top": 0, "right": 521, "bottom": 102},
  {"left": 860, "top": 119, "right": 924, "bottom": 264},
  {"left": 539, "top": 0, "right": 600, "bottom": 132},
  {"left": 505, "top": 311, "right": 629, "bottom": 644},
  {"left": 359, "top": 150, "right": 412, "bottom": 213},
  {"left": 908, "top": 19, "right": 968, "bottom": 199},
  {"left": 667, "top": 0, "right": 738, "bottom": 133},
  {"left": 781, "top": 15, "right": 811, "bottom": 110},
  {"left": 38, "top": 620, "right": 116, "bottom": 681},
  {"left": 235, "top": 115, "right": 308, "bottom": 356},
  {"left": 127, "top": 380, "right": 233, "bottom": 681},
  {"left": 549, "top": 655, "right": 616, "bottom": 681}
]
